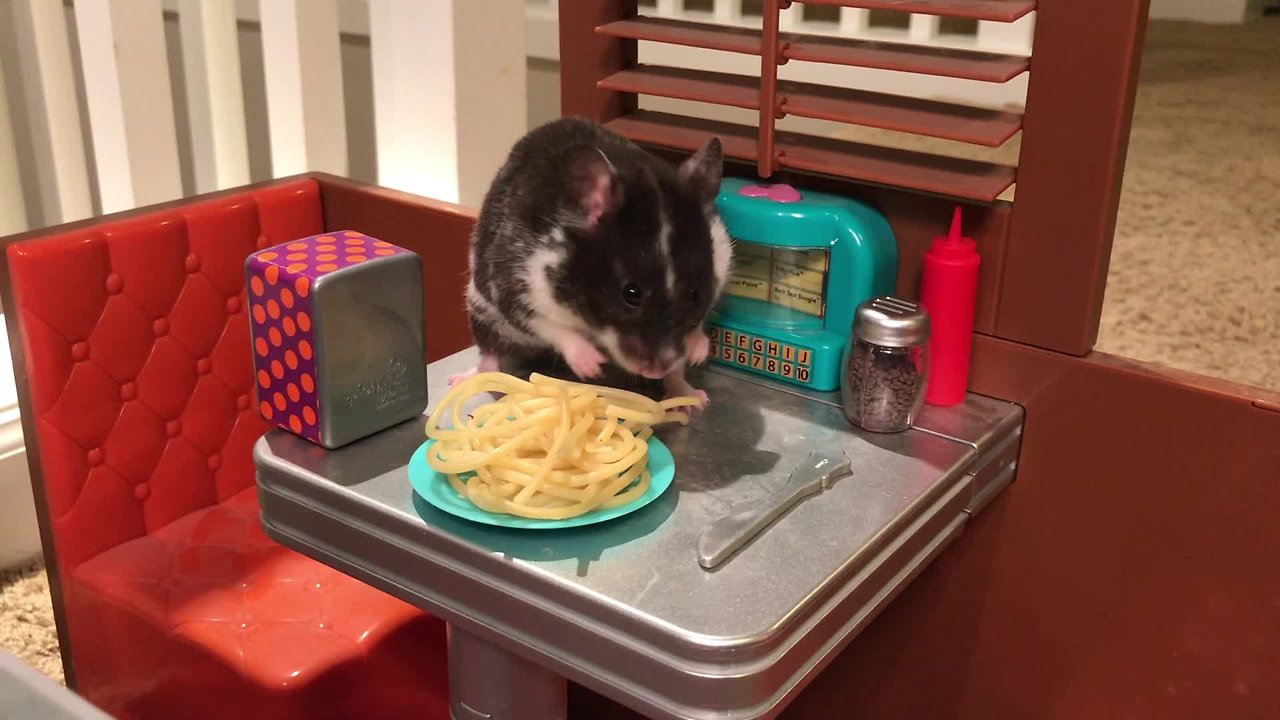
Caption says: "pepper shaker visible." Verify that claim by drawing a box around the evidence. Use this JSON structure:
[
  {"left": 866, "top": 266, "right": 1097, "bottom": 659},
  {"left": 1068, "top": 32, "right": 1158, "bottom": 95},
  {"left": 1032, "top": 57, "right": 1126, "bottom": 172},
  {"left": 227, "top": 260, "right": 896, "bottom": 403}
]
[{"left": 840, "top": 296, "right": 931, "bottom": 433}]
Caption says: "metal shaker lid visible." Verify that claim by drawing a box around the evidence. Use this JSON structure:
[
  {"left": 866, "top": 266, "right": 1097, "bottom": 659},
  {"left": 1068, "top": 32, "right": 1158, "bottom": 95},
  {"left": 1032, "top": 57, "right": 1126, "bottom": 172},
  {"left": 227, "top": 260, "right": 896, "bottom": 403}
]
[{"left": 852, "top": 296, "right": 930, "bottom": 348}]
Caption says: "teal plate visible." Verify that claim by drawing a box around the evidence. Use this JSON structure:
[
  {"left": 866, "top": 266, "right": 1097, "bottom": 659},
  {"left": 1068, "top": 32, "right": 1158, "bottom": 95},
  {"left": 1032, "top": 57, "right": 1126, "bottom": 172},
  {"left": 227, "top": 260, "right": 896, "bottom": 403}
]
[{"left": 407, "top": 435, "right": 676, "bottom": 529}]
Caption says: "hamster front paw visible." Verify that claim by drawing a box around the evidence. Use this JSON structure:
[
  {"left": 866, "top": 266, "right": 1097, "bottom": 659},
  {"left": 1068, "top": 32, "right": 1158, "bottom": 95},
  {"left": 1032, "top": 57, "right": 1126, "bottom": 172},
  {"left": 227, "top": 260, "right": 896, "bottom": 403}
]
[
  {"left": 685, "top": 328, "right": 710, "bottom": 366},
  {"left": 663, "top": 370, "right": 709, "bottom": 415},
  {"left": 558, "top": 334, "right": 607, "bottom": 379},
  {"left": 448, "top": 352, "right": 499, "bottom": 386}
]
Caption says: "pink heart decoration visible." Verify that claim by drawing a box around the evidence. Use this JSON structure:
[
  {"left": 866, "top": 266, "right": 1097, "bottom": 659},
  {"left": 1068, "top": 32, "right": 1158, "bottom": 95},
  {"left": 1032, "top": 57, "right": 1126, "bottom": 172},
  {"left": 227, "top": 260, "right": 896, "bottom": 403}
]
[{"left": 738, "top": 183, "right": 802, "bottom": 203}]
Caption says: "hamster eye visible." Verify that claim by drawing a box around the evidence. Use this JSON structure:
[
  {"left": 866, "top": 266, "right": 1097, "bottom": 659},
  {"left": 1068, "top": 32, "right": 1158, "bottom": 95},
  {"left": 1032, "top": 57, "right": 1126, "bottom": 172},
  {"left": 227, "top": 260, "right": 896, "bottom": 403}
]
[{"left": 622, "top": 283, "right": 643, "bottom": 308}]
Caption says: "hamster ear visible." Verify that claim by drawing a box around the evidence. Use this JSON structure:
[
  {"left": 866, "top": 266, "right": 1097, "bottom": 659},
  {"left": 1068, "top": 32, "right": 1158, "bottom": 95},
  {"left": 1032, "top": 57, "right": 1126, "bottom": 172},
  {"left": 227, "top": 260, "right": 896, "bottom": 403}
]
[
  {"left": 564, "top": 145, "right": 621, "bottom": 230},
  {"left": 678, "top": 136, "right": 723, "bottom": 206}
]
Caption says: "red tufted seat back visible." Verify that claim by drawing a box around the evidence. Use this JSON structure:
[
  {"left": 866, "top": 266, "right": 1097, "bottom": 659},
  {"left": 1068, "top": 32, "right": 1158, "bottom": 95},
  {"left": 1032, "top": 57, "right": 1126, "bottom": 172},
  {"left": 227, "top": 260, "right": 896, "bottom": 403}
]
[{"left": 5, "top": 179, "right": 324, "bottom": 575}]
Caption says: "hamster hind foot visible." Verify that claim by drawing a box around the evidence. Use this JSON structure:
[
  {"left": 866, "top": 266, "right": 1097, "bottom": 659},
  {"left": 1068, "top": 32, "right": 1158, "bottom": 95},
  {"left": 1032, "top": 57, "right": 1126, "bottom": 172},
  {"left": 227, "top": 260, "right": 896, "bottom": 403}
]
[{"left": 448, "top": 351, "right": 499, "bottom": 387}]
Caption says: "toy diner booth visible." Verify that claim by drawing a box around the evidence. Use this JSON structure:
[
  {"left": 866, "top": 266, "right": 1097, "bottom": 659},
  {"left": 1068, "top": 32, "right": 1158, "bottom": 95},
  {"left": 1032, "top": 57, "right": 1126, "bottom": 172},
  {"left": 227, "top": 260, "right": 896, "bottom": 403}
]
[{"left": 3, "top": 1, "right": 1277, "bottom": 719}]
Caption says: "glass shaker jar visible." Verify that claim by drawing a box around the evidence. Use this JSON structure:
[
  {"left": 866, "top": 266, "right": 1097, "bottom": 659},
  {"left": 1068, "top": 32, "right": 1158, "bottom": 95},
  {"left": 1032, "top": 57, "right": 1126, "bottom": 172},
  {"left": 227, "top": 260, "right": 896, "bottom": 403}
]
[{"left": 840, "top": 296, "right": 931, "bottom": 433}]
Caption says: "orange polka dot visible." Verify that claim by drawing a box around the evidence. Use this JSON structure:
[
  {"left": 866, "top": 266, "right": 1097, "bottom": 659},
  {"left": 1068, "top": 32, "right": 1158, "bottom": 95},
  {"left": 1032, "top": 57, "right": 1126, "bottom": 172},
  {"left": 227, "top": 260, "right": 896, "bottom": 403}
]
[
  {"left": 280, "top": 288, "right": 294, "bottom": 308},
  {"left": 283, "top": 316, "right": 297, "bottom": 336},
  {"left": 287, "top": 263, "right": 306, "bottom": 273},
  {"left": 271, "top": 360, "right": 284, "bottom": 379},
  {"left": 346, "top": 255, "right": 367, "bottom": 263},
  {"left": 344, "top": 231, "right": 363, "bottom": 238},
  {"left": 267, "top": 300, "right": 280, "bottom": 319},
  {"left": 258, "top": 251, "right": 279, "bottom": 261},
  {"left": 375, "top": 249, "right": 394, "bottom": 256},
  {"left": 317, "top": 236, "right": 336, "bottom": 243},
  {"left": 316, "top": 244, "right": 336, "bottom": 252},
  {"left": 250, "top": 277, "right": 264, "bottom": 296},
  {"left": 289, "top": 415, "right": 302, "bottom": 433},
  {"left": 345, "top": 238, "right": 364, "bottom": 245},
  {"left": 301, "top": 374, "right": 315, "bottom": 393},
  {"left": 316, "top": 263, "right": 337, "bottom": 272},
  {"left": 255, "top": 338, "right": 268, "bottom": 356},
  {"left": 287, "top": 242, "right": 307, "bottom": 250},
  {"left": 264, "top": 265, "right": 280, "bottom": 284},
  {"left": 297, "top": 312, "right": 311, "bottom": 332},
  {"left": 303, "top": 407, "right": 316, "bottom": 426},
  {"left": 257, "top": 370, "right": 270, "bottom": 388},
  {"left": 273, "top": 392, "right": 286, "bottom": 411},
  {"left": 287, "top": 383, "right": 300, "bottom": 402},
  {"left": 373, "top": 241, "right": 392, "bottom": 248},
  {"left": 252, "top": 304, "right": 266, "bottom": 323},
  {"left": 295, "top": 277, "right": 310, "bottom": 297},
  {"left": 299, "top": 340, "right": 313, "bottom": 360},
  {"left": 260, "top": 401, "right": 273, "bottom": 419},
  {"left": 316, "top": 254, "right": 337, "bottom": 262},
  {"left": 285, "top": 350, "right": 298, "bottom": 370},
  {"left": 287, "top": 252, "right": 307, "bottom": 261},
  {"left": 269, "top": 327, "right": 282, "bottom": 347}
]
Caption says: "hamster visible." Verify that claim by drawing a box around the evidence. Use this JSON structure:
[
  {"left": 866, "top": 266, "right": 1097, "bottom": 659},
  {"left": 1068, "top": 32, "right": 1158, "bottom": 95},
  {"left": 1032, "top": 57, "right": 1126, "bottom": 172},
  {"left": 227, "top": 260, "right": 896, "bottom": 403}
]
[{"left": 450, "top": 117, "right": 733, "bottom": 409}]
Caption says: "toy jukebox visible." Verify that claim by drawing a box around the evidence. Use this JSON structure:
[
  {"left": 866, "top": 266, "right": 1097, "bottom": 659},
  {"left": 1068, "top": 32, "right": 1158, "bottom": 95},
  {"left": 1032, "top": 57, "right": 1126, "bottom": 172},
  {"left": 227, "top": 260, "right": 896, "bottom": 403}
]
[{"left": 706, "top": 177, "right": 899, "bottom": 392}]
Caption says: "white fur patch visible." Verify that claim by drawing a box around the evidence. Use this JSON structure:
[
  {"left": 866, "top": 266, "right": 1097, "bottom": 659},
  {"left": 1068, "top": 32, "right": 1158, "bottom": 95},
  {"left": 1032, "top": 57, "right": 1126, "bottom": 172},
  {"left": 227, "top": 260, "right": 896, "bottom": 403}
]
[
  {"left": 659, "top": 218, "right": 676, "bottom": 294},
  {"left": 523, "top": 247, "right": 588, "bottom": 347},
  {"left": 709, "top": 215, "right": 733, "bottom": 292}
]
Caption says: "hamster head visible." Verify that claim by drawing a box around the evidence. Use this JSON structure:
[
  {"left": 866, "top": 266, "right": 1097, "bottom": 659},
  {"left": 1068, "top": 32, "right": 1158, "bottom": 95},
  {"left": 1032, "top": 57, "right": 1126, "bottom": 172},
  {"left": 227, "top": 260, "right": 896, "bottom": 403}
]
[{"left": 553, "top": 136, "right": 731, "bottom": 380}]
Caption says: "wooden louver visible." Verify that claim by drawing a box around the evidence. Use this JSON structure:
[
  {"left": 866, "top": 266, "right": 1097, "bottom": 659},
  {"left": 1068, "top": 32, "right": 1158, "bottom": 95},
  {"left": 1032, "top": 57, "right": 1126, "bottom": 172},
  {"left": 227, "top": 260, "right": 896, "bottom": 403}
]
[{"left": 592, "top": 1, "right": 1032, "bottom": 203}]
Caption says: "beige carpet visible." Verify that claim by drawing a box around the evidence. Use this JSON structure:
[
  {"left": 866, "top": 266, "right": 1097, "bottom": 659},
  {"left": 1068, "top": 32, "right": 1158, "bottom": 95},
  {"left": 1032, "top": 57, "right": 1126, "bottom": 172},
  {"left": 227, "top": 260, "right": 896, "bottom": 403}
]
[{"left": 1, "top": 17, "right": 1277, "bottom": 688}]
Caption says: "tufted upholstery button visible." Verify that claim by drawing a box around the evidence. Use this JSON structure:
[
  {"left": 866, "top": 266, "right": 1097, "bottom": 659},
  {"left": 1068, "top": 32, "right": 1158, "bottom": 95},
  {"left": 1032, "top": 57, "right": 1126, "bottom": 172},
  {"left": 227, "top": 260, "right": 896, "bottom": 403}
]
[
  {"left": 185, "top": 253, "right": 201, "bottom": 273},
  {"left": 165, "top": 420, "right": 182, "bottom": 438},
  {"left": 225, "top": 296, "right": 242, "bottom": 314},
  {"left": 196, "top": 358, "right": 211, "bottom": 375},
  {"left": 236, "top": 394, "right": 250, "bottom": 411},
  {"left": 120, "top": 382, "right": 137, "bottom": 402},
  {"left": 208, "top": 454, "right": 223, "bottom": 471},
  {"left": 153, "top": 318, "right": 170, "bottom": 337},
  {"left": 256, "top": 234, "right": 271, "bottom": 249},
  {"left": 71, "top": 341, "right": 89, "bottom": 361},
  {"left": 133, "top": 483, "right": 150, "bottom": 501},
  {"left": 105, "top": 273, "right": 124, "bottom": 294},
  {"left": 87, "top": 448, "right": 104, "bottom": 467}
]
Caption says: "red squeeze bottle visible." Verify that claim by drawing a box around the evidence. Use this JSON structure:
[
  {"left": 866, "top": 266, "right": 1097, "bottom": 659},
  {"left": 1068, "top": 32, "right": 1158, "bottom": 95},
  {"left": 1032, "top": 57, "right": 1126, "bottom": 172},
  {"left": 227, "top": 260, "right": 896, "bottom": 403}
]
[{"left": 919, "top": 206, "right": 980, "bottom": 406}]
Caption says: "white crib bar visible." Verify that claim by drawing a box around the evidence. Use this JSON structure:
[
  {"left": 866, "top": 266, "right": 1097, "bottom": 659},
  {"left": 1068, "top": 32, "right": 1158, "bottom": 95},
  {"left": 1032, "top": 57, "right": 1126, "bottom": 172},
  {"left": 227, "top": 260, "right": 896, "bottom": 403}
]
[
  {"left": 712, "top": 0, "right": 737, "bottom": 25},
  {"left": 908, "top": 13, "right": 941, "bottom": 43},
  {"left": 10, "top": 0, "right": 93, "bottom": 224},
  {"left": 259, "top": 0, "right": 348, "bottom": 177},
  {"left": 453, "top": 0, "right": 528, "bottom": 209},
  {"left": 978, "top": 14, "right": 1036, "bottom": 56},
  {"left": 72, "top": 0, "right": 183, "bottom": 214},
  {"left": 179, "top": 0, "right": 252, "bottom": 193},
  {"left": 0, "top": 61, "right": 28, "bottom": 236},
  {"left": 839, "top": 7, "right": 871, "bottom": 34}
]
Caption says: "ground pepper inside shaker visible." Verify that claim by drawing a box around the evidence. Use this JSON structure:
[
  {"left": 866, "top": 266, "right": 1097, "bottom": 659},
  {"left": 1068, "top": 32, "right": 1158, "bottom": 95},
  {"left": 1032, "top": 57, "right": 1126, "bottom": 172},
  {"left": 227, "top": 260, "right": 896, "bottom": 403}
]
[{"left": 840, "top": 297, "right": 931, "bottom": 433}]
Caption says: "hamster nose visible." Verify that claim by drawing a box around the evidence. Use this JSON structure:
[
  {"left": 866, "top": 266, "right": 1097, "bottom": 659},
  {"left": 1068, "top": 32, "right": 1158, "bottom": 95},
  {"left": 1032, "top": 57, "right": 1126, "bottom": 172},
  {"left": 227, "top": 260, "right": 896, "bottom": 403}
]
[{"left": 656, "top": 348, "right": 680, "bottom": 371}]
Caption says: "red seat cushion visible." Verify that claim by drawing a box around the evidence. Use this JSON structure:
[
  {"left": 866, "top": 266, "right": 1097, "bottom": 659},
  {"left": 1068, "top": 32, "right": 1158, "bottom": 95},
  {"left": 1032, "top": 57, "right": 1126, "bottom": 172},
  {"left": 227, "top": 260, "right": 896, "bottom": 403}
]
[{"left": 68, "top": 487, "right": 449, "bottom": 719}]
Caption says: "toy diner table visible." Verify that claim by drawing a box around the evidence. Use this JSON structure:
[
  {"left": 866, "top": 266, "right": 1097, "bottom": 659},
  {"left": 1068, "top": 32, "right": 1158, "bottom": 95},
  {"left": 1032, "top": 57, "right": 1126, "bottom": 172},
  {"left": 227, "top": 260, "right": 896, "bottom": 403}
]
[{"left": 254, "top": 347, "right": 1023, "bottom": 720}]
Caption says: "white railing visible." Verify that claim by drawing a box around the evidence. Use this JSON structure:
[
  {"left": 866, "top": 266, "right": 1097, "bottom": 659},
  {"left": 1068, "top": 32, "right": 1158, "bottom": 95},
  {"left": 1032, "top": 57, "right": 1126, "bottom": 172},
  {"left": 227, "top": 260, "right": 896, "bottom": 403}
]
[{"left": 0, "top": 0, "right": 528, "bottom": 237}]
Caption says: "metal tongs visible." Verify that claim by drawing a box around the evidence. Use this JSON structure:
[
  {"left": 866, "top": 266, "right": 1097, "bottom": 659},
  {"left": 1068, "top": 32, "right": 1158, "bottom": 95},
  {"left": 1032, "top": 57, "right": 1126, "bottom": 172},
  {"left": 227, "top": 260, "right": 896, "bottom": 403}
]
[{"left": 697, "top": 450, "right": 853, "bottom": 570}]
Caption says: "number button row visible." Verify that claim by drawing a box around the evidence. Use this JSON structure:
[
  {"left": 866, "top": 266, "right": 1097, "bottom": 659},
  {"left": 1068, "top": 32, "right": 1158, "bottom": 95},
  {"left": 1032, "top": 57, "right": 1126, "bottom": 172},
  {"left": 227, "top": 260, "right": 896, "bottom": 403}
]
[{"left": 707, "top": 326, "right": 814, "bottom": 367}]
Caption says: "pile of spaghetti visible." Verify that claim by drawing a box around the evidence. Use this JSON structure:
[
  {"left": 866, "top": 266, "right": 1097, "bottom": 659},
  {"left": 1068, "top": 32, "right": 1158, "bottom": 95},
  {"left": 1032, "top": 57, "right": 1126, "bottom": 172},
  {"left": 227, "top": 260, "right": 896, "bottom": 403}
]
[{"left": 423, "top": 372, "right": 700, "bottom": 520}]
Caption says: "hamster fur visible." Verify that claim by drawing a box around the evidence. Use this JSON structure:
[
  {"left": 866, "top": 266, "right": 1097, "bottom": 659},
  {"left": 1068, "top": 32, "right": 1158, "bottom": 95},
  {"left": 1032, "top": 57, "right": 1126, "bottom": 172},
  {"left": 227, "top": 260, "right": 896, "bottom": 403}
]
[{"left": 450, "top": 117, "right": 732, "bottom": 408}]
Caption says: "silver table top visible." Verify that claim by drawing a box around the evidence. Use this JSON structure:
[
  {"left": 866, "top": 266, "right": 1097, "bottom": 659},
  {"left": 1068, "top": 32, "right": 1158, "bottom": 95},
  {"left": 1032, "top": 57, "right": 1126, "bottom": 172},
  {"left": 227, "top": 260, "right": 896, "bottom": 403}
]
[{"left": 255, "top": 347, "right": 1022, "bottom": 720}]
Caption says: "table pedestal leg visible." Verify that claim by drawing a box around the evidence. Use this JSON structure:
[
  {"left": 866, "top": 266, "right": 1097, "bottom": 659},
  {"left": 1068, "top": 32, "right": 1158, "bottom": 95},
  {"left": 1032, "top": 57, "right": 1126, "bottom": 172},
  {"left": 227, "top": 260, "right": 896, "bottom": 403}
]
[{"left": 448, "top": 624, "right": 568, "bottom": 720}]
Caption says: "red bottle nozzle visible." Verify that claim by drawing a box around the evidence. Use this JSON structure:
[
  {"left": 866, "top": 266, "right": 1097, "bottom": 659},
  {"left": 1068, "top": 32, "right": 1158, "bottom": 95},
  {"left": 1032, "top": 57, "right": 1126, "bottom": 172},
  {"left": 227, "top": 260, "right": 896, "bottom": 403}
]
[{"left": 947, "top": 205, "right": 963, "bottom": 245}]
